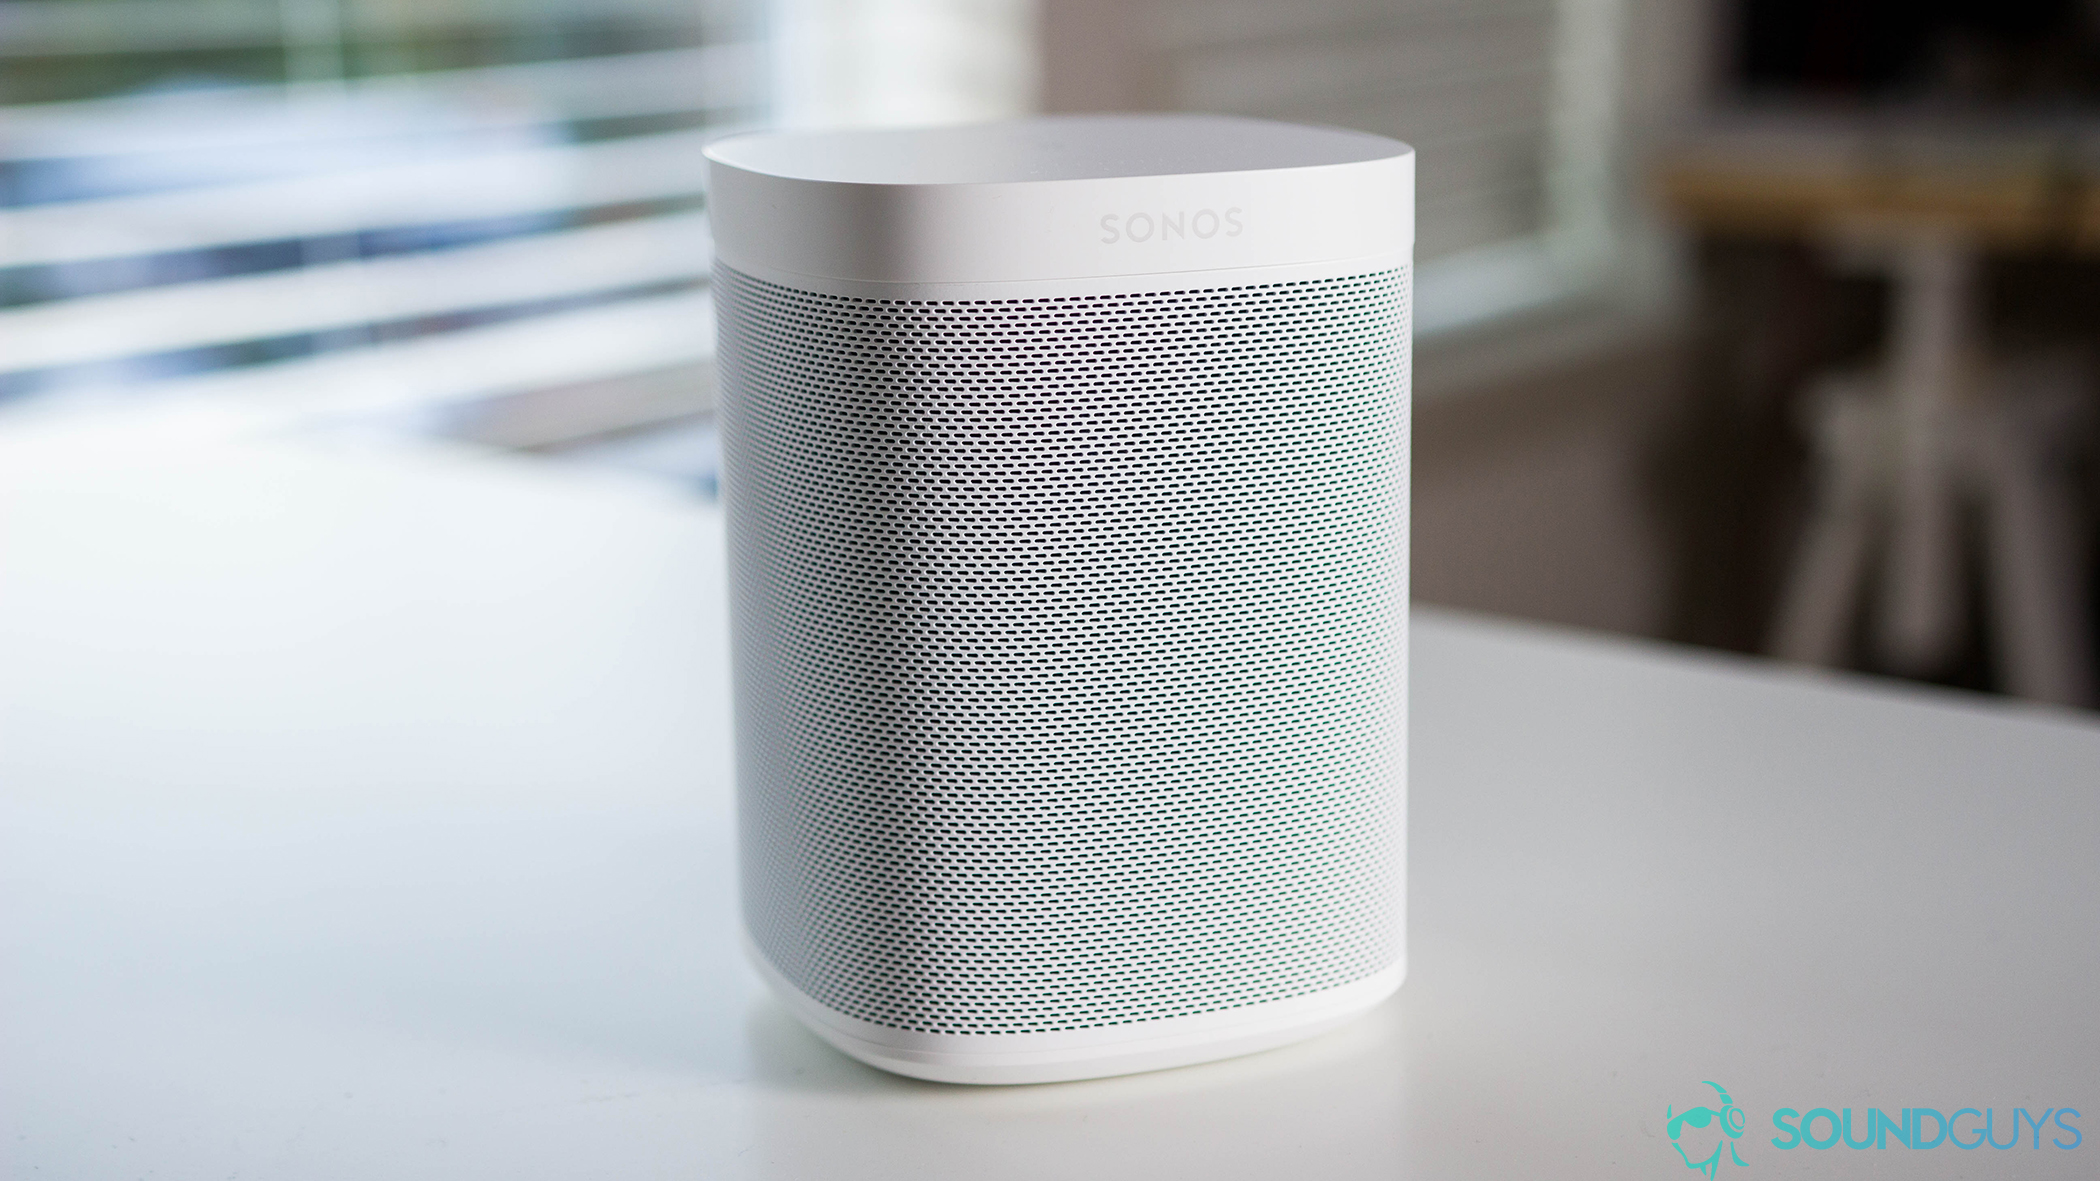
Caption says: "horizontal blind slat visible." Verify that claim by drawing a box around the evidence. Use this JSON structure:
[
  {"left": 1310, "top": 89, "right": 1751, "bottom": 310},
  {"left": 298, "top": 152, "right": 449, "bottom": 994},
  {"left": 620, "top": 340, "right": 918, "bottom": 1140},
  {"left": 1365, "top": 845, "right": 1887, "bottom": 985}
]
[
  {"left": 0, "top": 0, "right": 717, "bottom": 57},
  {"left": 0, "top": 211, "right": 710, "bottom": 374},
  {"left": 8, "top": 287, "right": 713, "bottom": 433},
  {"left": 0, "top": 46, "right": 759, "bottom": 149},
  {"left": 0, "top": 128, "right": 712, "bottom": 268}
]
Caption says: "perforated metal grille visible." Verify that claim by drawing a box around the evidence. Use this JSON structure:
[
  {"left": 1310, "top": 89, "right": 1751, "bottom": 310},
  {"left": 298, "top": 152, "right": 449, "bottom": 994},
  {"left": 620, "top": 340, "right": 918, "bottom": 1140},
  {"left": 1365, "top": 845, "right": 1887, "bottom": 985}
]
[{"left": 718, "top": 263, "right": 1409, "bottom": 1036}]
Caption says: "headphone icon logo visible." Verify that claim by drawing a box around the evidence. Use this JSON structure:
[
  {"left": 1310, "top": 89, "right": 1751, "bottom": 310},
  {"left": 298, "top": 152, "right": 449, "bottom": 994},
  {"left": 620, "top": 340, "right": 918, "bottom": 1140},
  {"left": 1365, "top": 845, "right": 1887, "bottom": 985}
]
[{"left": 1666, "top": 1081, "right": 1748, "bottom": 1177}]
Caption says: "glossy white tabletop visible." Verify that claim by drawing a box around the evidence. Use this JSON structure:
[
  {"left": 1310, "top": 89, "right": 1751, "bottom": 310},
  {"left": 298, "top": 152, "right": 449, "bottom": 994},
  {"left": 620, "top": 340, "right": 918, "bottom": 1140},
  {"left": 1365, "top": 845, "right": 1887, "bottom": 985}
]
[{"left": 3, "top": 434, "right": 2096, "bottom": 1179}]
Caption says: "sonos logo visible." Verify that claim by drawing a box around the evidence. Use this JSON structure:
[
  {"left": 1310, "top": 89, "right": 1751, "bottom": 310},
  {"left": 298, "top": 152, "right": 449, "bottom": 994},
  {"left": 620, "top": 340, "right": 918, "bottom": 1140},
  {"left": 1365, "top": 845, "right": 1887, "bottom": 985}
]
[{"left": 1098, "top": 207, "right": 1242, "bottom": 244}]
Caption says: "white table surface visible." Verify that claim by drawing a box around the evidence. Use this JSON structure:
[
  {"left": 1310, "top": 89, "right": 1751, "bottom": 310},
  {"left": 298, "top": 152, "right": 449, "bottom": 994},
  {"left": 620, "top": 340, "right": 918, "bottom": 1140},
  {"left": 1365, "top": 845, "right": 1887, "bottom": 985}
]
[{"left": 3, "top": 432, "right": 2097, "bottom": 1180}]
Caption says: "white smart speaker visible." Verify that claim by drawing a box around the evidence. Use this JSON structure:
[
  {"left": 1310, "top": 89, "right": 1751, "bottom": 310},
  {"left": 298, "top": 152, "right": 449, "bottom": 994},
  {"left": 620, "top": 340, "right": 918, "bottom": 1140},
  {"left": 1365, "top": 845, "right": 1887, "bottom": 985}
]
[{"left": 706, "top": 114, "right": 1412, "bottom": 1085}]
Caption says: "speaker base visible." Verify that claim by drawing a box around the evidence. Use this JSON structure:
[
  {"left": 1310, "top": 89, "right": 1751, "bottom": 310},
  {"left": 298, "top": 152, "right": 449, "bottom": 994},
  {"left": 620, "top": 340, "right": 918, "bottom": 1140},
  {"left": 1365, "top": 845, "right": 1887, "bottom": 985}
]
[{"left": 745, "top": 939, "right": 1404, "bottom": 1085}]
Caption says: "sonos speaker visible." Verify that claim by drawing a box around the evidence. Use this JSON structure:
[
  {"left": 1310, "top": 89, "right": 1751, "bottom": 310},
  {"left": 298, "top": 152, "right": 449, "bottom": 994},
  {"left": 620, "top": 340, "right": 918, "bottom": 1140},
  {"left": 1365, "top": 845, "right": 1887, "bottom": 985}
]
[{"left": 705, "top": 114, "right": 1412, "bottom": 1084}]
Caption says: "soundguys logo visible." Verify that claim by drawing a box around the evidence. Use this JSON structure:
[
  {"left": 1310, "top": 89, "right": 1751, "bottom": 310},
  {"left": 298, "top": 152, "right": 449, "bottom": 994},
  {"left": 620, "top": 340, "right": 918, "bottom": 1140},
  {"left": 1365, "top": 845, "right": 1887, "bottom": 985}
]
[
  {"left": 1666, "top": 1082, "right": 1748, "bottom": 1178},
  {"left": 1657, "top": 1081, "right": 2084, "bottom": 1173}
]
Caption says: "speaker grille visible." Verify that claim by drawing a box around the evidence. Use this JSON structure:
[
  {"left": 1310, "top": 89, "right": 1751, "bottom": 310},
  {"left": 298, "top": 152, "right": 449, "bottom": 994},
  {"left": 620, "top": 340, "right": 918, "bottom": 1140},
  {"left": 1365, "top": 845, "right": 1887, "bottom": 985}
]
[{"left": 719, "top": 263, "right": 1409, "bottom": 1036}]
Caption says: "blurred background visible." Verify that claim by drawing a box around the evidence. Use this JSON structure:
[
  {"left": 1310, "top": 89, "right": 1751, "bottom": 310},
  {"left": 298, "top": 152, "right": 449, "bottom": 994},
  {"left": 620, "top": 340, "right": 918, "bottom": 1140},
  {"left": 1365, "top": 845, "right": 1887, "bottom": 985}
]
[{"left": 3, "top": 0, "right": 2098, "bottom": 706}]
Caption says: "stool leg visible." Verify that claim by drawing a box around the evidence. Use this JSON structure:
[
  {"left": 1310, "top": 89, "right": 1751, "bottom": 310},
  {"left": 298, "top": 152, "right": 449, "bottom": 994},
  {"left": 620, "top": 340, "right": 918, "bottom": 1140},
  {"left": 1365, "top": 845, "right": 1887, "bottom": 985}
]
[
  {"left": 1769, "top": 376, "right": 1883, "bottom": 666},
  {"left": 1873, "top": 233, "right": 1973, "bottom": 676},
  {"left": 1975, "top": 367, "right": 2095, "bottom": 707}
]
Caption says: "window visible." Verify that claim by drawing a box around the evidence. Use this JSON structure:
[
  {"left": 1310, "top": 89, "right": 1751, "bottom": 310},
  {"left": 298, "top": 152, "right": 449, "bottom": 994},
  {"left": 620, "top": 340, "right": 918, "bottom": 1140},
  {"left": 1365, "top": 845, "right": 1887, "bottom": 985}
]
[{"left": 0, "top": 0, "right": 759, "bottom": 445}]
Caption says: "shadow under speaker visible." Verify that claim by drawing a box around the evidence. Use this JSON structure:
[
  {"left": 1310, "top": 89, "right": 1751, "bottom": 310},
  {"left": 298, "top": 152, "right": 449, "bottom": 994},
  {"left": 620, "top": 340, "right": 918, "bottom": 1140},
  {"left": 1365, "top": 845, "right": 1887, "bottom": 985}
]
[{"left": 706, "top": 115, "right": 1412, "bottom": 1084}]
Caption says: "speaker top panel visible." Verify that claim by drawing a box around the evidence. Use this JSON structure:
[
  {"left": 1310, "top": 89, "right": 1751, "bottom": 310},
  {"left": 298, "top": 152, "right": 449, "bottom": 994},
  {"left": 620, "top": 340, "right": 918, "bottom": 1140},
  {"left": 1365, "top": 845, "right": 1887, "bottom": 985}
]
[
  {"left": 705, "top": 114, "right": 1412, "bottom": 289},
  {"left": 706, "top": 114, "right": 1404, "bottom": 186}
]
